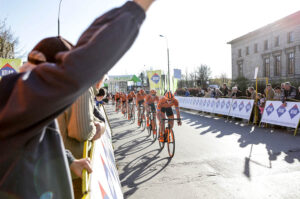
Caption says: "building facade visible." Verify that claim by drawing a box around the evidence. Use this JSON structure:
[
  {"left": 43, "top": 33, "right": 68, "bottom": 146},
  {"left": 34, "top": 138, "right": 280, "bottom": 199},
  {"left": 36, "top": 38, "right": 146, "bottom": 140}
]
[{"left": 228, "top": 11, "right": 300, "bottom": 81}]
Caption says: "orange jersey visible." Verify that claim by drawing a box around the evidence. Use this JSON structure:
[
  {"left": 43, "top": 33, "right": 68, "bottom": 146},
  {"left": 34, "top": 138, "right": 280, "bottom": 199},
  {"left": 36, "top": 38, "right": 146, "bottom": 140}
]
[
  {"left": 157, "top": 97, "right": 179, "bottom": 111},
  {"left": 120, "top": 93, "right": 127, "bottom": 101},
  {"left": 115, "top": 93, "right": 120, "bottom": 99},
  {"left": 127, "top": 92, "right": 136, "bottom": 100},
  {"left": 145, "top": 94, "right": 159, "bottom": 104},
  {"left": 136, "top": 93, "right": 146, "bottom": 102}
]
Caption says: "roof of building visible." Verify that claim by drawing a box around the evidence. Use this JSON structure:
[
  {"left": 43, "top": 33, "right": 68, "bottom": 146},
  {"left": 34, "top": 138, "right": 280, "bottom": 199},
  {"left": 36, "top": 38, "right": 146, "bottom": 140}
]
[{"left": 227, "top": 10, "right": 300, "bottom": 44}]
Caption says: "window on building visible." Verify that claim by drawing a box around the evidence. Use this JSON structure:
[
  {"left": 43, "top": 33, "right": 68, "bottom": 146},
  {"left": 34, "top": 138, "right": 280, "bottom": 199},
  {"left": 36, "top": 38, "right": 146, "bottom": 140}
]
[
  {"left": 287, "top": 32, "right": 293, "bottom": 43},
  {"left": 246, "top": 46, "right": 249, "bottom": 55},
  {"left": 238, "top": 49, "right": 242, "bottom": 57},
  {"left": 287, "top": 52, "right": 295, "bottom": 74},
  {"left": 238, "top": 62, "right": 243, "bottom": 77},
  {"left": 264, "top": 40, "right": 268, "bottom": 50},
  {"left": 274, "top": 55, "right": 281, "bottom": 76},
  {"left": 254, "top": 43, "right": 258, "bottom": 53},
  {"left": 264, "top": 57, "right": 270, "bottom": 77},
  {"left": 275, "top": 36, "right": 279, "bottom": 47}
]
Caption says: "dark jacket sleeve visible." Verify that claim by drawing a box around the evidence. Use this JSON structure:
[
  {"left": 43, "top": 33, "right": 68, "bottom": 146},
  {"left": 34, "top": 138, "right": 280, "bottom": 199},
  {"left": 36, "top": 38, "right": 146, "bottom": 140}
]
[
  {"left": 0, "top": 1, "right": 145, "bottom": 138},
  {"left": 65, "top": 150, "right": 75, "bottom": 165}
]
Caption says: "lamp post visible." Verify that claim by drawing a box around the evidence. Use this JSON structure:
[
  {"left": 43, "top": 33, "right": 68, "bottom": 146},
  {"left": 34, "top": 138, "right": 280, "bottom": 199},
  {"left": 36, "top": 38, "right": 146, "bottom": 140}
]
[
  {"left": 159, "top": 35, "right": 170, "bottom": 91},
  {"left": 58, "top": 0, "right": 63, "bottom": 36}
]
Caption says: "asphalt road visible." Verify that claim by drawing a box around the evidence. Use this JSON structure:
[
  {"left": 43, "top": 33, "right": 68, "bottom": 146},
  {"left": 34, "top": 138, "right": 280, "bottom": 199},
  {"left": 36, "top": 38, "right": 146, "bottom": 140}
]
[{"left": 105, "top": 104, "right": 300, "bottom": 199}]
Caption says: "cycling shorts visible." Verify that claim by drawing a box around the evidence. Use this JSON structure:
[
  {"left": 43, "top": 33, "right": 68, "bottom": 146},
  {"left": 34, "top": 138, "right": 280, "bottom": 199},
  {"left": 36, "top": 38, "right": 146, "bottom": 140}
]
[
  {"left": 148, "top": 103, "right": 156, "bottom": 113},
  {"left": 161, "top": 107, "right": 173, "bottom": 117},
  {"left": 128, "top": 99, "right": 133, "bottom": 103},
  {"left": 138, "top": 100, "right": 144, "bottom": 106}
]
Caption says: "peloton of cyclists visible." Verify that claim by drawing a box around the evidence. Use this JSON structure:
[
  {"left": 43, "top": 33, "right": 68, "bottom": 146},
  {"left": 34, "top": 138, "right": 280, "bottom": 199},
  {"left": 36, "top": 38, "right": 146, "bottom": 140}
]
[{"left": 157, "top": 91, "right": 182, "bottom": 142}]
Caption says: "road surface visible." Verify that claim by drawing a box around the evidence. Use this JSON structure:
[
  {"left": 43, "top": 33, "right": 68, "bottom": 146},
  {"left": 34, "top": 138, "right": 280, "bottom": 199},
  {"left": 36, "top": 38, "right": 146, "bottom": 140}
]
[{"left": 105, "top": 104, "right": 300, "bottom": 199}]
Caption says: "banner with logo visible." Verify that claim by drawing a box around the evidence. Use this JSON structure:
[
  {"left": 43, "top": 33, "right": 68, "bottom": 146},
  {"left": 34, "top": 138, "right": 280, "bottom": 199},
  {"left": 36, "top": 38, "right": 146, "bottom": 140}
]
[
  {"left": 87, "top": 106, "right": 123, "bottom": 199},
  {"left": 214, "top": 98, "right": 232, "bottom": 115},
  {"left": 147, "top": 70, "right": 162, "bottom": 92},
  {"left": 0, "top": 58, "right": 22, "bottom": 78},
  {"left": 261, "top": 101, "right": 300, "bottom": 128},
  {"left": 177, "top": 97, "right": 254, "bottom": 120},
  {"left": 228, "top": 99, "right": 254, "bottom": 120}
]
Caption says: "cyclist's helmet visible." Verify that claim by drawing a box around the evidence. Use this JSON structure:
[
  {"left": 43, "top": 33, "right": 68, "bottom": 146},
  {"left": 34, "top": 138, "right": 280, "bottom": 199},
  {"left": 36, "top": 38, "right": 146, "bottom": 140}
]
[
  {"left": 150, "top": 89, "right": 157, "bottom": 95},
  {"left": 164, "top": 91, "right": 174, "bottom": 100},
  {"left": 139, "top": 89, "right": 145, "bottom": 95}
]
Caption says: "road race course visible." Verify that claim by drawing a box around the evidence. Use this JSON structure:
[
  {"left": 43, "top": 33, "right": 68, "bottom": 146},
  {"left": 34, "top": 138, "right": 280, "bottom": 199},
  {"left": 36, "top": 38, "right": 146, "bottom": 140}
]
[{"left": 105, "top": 104, "right": 300, "bottom": 199}]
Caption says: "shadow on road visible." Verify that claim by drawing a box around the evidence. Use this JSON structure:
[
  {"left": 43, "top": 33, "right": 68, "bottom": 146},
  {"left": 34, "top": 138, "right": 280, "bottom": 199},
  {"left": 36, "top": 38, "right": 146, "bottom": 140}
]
[
  {"left": 180, "top": 110, "right": 300, "bottom": 179},
  {"left": 120, "top": 149, "right": 172, "bottom": 198}
]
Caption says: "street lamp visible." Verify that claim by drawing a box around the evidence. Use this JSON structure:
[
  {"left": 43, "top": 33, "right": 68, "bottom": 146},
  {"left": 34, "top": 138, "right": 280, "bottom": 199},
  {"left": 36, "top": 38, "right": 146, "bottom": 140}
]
[
  {"left": 159, "top": 34, "right": 170, "bottom": 91},
  {"left": 58, "top": 0, "right": 63, "bottom": 36}
]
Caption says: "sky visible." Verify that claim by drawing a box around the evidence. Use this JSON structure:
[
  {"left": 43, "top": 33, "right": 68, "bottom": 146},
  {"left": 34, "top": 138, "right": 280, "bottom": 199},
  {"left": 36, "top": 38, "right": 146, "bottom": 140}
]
[{"left": 1, "top": 0, "right": 299, "bottom": 78}]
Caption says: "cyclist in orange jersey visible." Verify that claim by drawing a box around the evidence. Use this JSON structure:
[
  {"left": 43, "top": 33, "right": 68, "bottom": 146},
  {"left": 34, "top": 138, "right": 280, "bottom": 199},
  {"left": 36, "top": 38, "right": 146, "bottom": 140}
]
[
  {"left": 145, "top": 89, "right": 159, "bottom": 127},
  {"left": 120, "top": 92, "right": 127, "bottom": 114},
  {"left": 115, "top": 92, "right": 120, "bottom": 111},
  {"left": 136, "top": 89, "right": 146, "bottom": 126},
  {"left": 157, "top": 91, "right": 181, "bottom": 141},
  {"left": 127, "top": 91, "right": 136, "bottom": 118}
]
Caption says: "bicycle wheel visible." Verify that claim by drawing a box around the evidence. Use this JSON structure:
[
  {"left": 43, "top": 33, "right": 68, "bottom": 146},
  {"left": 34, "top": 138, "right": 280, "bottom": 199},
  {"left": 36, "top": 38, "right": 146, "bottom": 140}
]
[
  {"left": 167, "top": 128, "right": 175, "bottom": 158},
  {"left": 158, "top": 129, "right": 165, "bottom": 149},
  {"left": 141, "top": 114, "right": 146, "bottom": 131},
  {"left": 147, "top": 120, "right": 152, "bottom": 136},
  {"left": 131, "top": 106, "right": 135, "bottom": 123}
]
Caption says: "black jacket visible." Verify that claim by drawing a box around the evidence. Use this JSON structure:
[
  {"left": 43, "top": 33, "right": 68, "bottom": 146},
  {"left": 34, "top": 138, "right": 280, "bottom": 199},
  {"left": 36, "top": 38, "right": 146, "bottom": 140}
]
[{"left": 0, "top": 2, "right": 145, "bottom": 199}]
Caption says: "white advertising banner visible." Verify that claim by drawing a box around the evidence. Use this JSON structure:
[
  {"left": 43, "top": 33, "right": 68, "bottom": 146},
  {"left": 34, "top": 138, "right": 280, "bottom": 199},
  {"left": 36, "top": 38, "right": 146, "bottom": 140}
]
[
  {"left": 177, "top": 96, "right": 254, "bottom": 120},
  {"left": 261, "top": 101, "right": 300, "bottom": 128},
  {"left": 214, "top": 98, "right": 232, "bottom": 116},
  {"left": 89, "top": 106, "right": 123, "bottom": 199},
  {"left": 228, "top": 99, "right": 254, "bottom": 120}
]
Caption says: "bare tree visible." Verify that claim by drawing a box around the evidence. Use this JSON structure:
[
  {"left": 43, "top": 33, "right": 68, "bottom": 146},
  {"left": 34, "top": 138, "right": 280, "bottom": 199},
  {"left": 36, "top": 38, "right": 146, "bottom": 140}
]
[
  {"left": 0, "top": 19, "right": 19, "bottom": 59},
  {"left": 196, "top": 64, "right": 211, "bottom": 87}
]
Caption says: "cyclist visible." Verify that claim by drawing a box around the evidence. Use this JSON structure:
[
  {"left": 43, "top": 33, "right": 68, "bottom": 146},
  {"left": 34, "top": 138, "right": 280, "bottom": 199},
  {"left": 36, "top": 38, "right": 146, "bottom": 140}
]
[
  {"left": 145, "top": 89, "right": 159, "bottom": 128},
  {"left": 157, "top": 91, "right": 182, "bottom": 142},
  {"left": 136, "top": 89, "right": 146, "bottom": 126},
  {"left": 127, "top": 91, "right": 136, "bottom": 119},
  {"left": 120, "top": 92, "right": 127, "bottom": 114},
  {"left": 115, "top": 92, "right": 120, "bottom": 112}
]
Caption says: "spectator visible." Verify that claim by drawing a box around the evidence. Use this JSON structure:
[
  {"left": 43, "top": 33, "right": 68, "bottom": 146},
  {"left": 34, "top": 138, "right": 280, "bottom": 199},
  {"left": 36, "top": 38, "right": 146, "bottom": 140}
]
[
  {"left": 281, "top": 82, "right": 297, "bottom": 103},
  {"left": 57, "top": 81, "right": 106, "bottom": 198},
  {"left": 264, "top": 83, "right": 275, "bottom": 100},
  {"left": 246, "top": 88, "right": 251, "bottom": 98},
  {"left": 96, "top": 88, "right": 107, "bottom": 106},
  {"left": 185, "top": 88, "right": 190, "bottom": 97},
  {"left": 273, "top": 86, "right": 281, "bottom": 100},
  {"left": 214, "top": 88, "right": 223, "bottom": 98},
  {"left": 281, "top": 82, "right": 285, "bottom": 90},
  {"left": 256, "top": 93, "right": 265, "bottom": 121},
  {"left": 220, "top": 83, "right": 229, "bottom": 97},
  {"left": 197, "top": 88, "right": 205, "bottom": 97},
  {"left": 204, "top": 88, "right": 211, "bottom": 98},
  {"left": 231, "top": 87, "right": 242, "bottom": 99},
  {"left": 297, "top": 86, "right": 300, "bottom": 100},
  {"left": 227, "top": 89, "right": 232, "bottom": 97},
  {"left": 0, "top": 1, "right": 153, "bottom": 198},
  {"left": 247, "top": 87, "right": 256, "bottom": 100}
]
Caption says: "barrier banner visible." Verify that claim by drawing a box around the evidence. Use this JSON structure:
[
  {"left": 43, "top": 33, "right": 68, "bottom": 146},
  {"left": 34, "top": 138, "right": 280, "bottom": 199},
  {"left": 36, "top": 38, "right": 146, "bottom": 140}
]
[
  {"left": 88, "top": 106, "right": 123, "bottom": 199},
  {"left": 214, "top": 98, "right": 232, "bottom": 116},
  {"left": 261, "top": 101, "right": 300, "bottom": 128},
  {"left": 228, "top": 99, "right": 254, "bottom": 120}
]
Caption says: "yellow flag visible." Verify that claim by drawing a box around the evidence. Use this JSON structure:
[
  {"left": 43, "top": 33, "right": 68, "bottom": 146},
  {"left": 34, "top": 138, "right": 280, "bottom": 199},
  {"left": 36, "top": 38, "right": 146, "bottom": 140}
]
[{"left": 147, "top": 70, "right": 162, "bottom": 94}]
